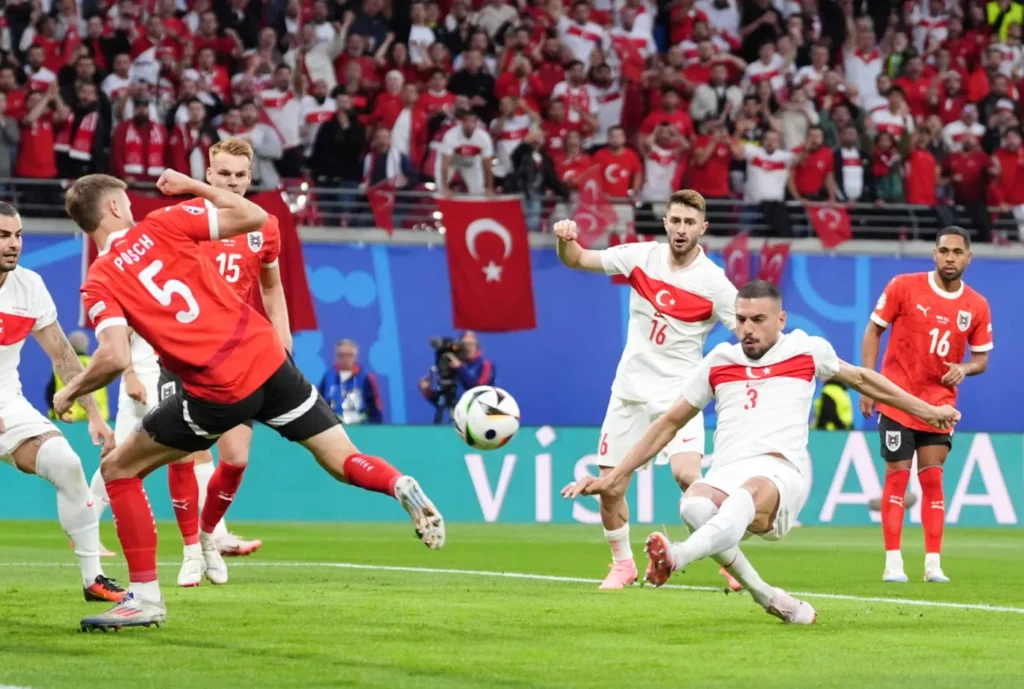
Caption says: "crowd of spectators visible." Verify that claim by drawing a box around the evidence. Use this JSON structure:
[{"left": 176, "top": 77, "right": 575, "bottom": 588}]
[{"left": 2, "top": 0, "right": 1024, "bottom": 239}]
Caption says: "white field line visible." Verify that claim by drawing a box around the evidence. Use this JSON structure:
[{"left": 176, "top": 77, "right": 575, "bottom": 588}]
[{"left": 2, "top": 560, "right": 1024, "bottom": 615}]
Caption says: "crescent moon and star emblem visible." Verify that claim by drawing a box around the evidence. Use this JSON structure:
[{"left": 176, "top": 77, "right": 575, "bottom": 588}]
[
  {"left": 815, "top": 207, "right": 842, "bottom": 230},
  {"left": 604, "top": 163, "right": 622, "bottom": 184},
  {"left": 746, "top": 366, "right": 772, "bottom": 379},
  {"left": 655, "top": 289, "right": 676, "bottom": 308},
  {"left": 465, "top": 218, "right": 513, "bottom": 282}
]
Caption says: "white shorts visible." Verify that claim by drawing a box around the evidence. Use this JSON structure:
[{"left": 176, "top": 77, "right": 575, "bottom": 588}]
[
  {"left": 696, "top": 454, "right": 807, "bottom": 541},
  {"left": 114, "top": 371, "right": 160, "bottom": 445},
  {"left": 0, "top": 396, "right": 59, "bottom": 467},
  {"left": 596, "top": 396, "right": 704, "bottom": 469}
]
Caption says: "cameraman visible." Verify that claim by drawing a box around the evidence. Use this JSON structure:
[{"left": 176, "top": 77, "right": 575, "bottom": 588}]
[{"left": 418, "top": 331, "right": 496, "bottom": 407}]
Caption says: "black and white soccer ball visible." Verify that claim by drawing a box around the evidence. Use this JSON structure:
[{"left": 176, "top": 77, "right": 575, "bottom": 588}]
[{"left": 452, "top": 386, "right": 521, "bottom": 450}]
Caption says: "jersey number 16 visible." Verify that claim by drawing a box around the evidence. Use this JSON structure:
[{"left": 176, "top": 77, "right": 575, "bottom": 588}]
[{"left": 139, "top": 260, "right": 200, "bottom": 324}]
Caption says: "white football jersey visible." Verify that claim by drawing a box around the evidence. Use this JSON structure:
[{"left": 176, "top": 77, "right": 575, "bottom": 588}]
[
  {"left": 601, "top": 242, "right": 737, "bottom": 404},
  {"left": 440, "top": 124, "right": 494, "bottom": 169},
  {"left": 0, "top": 267, "right": 58, "bottom": 405},
  {"left": 129, "top": 331, "right": 160, "bottom": 379},
  {"left": 679, "top": 329, "right": 840, "bottom": 471}
]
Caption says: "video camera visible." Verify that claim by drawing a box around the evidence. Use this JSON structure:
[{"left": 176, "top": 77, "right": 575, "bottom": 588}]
[{"left": 428, "top": 336, "right": 463, "bottom": 424}]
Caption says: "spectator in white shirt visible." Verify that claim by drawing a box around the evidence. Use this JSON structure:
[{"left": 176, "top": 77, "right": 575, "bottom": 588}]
[
  {"left": 735, "top": 128, "right": 794, "bottom": 235},
  {"left": 558, "top": 1, "right": 610, "bottom": 66},
  {"left": 409, "top": 2, "right": 437, "bottom": 65},
  {"left": 475, "top": 0, "right": 518, "bottom": 41}
]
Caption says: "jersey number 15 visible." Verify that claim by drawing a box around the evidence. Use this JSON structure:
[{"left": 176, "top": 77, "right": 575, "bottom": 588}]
[{"left": 139, "top": 260, "right": 200, "bottom": 324}]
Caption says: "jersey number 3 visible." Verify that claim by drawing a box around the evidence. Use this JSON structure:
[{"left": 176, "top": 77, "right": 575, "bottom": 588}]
[{"left": 139, "top": 260, "right": 200, "bottom": 324}]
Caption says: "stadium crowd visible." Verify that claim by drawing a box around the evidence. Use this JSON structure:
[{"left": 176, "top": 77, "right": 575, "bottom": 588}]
[{"left": 1, "top": 0, "right": 1023, "bottom": 239}]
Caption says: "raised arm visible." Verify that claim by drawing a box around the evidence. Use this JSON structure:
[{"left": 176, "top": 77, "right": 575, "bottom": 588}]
[
  {"left": 33, "top": 322, "right": 105, "bottom": 423},
  {"left": 552, "top": 219, "right": 605, "bottom": 272},
  {"left": 155, "top": 169, "right": 268, "bottom": 239},
  {"left": 832, "top": 360, "right": 959, "bottom": 430}
]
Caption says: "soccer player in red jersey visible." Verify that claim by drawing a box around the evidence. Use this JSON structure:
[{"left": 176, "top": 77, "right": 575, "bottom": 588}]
[
  {"left": 59, "top": 170, "right": 445, "bottom": 631},
  {"left": 162, "top": 137, "right": 291, "bottom": 587},
  {"left": 861, "top": 226, "right": 992, "bottom": 584}
]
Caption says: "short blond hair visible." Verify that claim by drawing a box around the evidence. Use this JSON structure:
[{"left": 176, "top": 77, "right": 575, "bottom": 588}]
[
  {"left": 65, "top": 174, "right": 127, "bottom": 233},
  {"left": 209, "top": 137, "right": 254, "bottom": 163},
  {"left": 667, "top": 189, "right": 706, "bottom": 218}
]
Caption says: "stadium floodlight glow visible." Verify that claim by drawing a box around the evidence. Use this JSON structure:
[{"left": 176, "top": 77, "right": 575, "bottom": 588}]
[
  {"left": 424, "top": 182, "right": 436, "bottom": 191},
  {"left": 300, "top": 182, "right": 309, "bottom": 191},
  {"left": 296, "top": 195, "right": 308, "bottom": 207},
  {"left": 432, "top": 211, "right": 442, "bottom": 219}
]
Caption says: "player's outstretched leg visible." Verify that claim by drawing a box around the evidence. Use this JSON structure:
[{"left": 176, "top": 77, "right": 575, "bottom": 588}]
[
  {"left": 918, "top": 461, "right": 949, "bottom": 583},
  {"left": 202, "top": 427, "right": 262, "bottom": 557},
  {"left": 80, "top": 431, "right": 186, "bottom": 632},
  {"left": 10, "top": 433, "right": 125, "bottom": 602},
  {"left": 880, "top": 467, "right": 911, "bottom": 583}
]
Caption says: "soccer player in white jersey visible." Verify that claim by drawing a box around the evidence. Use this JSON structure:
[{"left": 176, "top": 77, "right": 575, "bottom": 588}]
[
  {"left": 564, "top": 280, "right": 960, "bottom": 623},
  {"left": 0, "top": 201, "right": 125, "bottom": 603},
  {"left": 553, "top": 189, "right": 738, "bottom": 590}
]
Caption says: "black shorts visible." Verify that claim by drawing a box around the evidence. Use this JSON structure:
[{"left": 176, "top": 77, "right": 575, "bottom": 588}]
[
  {"left": 144, "top": 358, "right": 340, "bottom": 453},
  {"left": 878, "top": 413, "right": 952, "bottom": 462}
]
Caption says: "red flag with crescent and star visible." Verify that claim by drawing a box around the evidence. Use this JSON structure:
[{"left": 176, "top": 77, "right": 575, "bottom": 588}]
[
  {"left": 367, "top": 179, "right": 397, "bottom": 234},
  {"left": 439, "top": 197, "right": 537, "bottom": 331},
  {"left": 572, "top": 165, "right": 617, "bottom": 249},
  {"left": 758, "top": 240, "right": 790, "bottom": 287},
  {"left": 722, "top": 232, "right": 751, "bottom": 288},
  {"left": 807, "top": 205, "right": 852, "bottom": 249}
]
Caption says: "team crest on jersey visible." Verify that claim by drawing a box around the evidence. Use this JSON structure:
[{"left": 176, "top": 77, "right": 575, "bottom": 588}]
[
  {"left": 160, "top": 381, "right": 177, "bottom": 401},
  {"left": 182, "top": 205, "right": 205, "bottom": 216},
  {"left": 957, "top": 310, "right": 971, "bottom": 332},
  {"left": 885, "top": 430, "right": 902, "bottom": 452},
  {"left": 247, "top": 231, "right": 264, "bottom": 253}
]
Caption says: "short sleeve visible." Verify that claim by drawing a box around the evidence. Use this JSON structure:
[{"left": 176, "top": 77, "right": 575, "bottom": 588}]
[
  {"left": 809, "top": 336, "right": 841, "bottom": 380},
  {"left": 480, "top": 131, "right": 494, "bottom": 158},
  {"left": 743, "top": 143, "right": 758, "bottom": 161},
  {"left": 81, "top": 276, "right": 126, "bottom": 335},
  {"left": 600, "top": 241, "right": 651, "bottom": 276},
  {"left": 261, "top": 216, "right": 282, "bottom": 267},
  {"left": 30, "top": 274, "right": 58, "bottom": 331},
  {"left": 968, "top": 299, "right": 994, "bottom": 353},
  {"left": 711, "top": 271, "right": 738, "bottom": 330},
  {"left": 822, "top": 152, "right": 835, "bottom": 173},
  {"left": 870, "top": 277, "right": 903, "bottom": 328},
  {"left": 147, "top": 199, "right": 220, "bottom": 242},
  {"left": 678, "top": 352, "right": 715, "bottom": 409}
]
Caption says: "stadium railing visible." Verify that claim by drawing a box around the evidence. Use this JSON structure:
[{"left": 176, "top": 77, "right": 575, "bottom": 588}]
[{"left": 5, "top": 177, "right": 1020, "bottom": 241}]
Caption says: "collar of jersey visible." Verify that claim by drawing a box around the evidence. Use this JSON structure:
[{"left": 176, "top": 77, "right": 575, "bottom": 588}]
[
  {"left": 98, "top": 229, "right": 130, "bottom": 256},
  {"left": 928, "top": 271, "right": 965, "bottom": 300}
]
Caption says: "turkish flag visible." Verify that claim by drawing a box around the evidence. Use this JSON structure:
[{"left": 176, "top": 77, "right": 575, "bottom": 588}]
[
  {"left": 614, "top": 38, "right": 645, "bottom": 83},
  {"left": 439, "top": 197, "right": 537, "bottom": 331},
  {"left": 722, "top": 232, "right": 751, "bottom": 288},
  {"left": 81, "top": 191, "right": 318, "bottom": 332},
  {"left": 574, "top": 164, "right": 617, "bottom": 249},
  {"left": 758, "top": 241, "right": 790, "bottom": 286},
  {"left": 807, "top": 205, "right": 852, "bottom": 249},
  {"left": 367, "top": 179, "right": 396, "bottom": 234}
]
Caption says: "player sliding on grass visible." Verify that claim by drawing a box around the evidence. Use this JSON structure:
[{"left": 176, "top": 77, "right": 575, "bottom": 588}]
[
  {"left": 563, "top": 281, "right": 960, "bottom": 624},
  {"left": 0, "top": 202, "right": 124, "bottom": 605},
  {"left": 861, "top": 226, "right": 992, "bottom": 584},
  {"left": 553, "top": 190, "right": 739, "bottom": 591},
  {"left": 60, "top": 170, "right": 445, "bottom": 631}
]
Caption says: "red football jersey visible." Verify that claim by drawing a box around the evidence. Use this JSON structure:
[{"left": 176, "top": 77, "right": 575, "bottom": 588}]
[
  {"left": 81, "top": 201, "right": 286, "bottom": 404},
  {"left": 871, "top": 272, "right": 993, "bottom": 433},
  {"left": 184, "top": 198, "right": 282, "bottom": 302}
]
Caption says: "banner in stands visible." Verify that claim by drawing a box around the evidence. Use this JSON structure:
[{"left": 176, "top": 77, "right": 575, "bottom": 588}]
[
  {"left": 2, "top": 427, "right": 1020, "bottom": 526},
  {"left": 17, "top": 238, "right": 1023, "bottom": 430}
]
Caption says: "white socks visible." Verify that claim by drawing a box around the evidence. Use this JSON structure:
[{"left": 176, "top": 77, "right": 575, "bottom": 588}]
[
  {"left": 194, "top": 461, "right": 229, "bottom": 539},
  {"left": 89, "top": 467, "right": 110, "bottom": 521},
  {"left": 678, "top": 494, "right": 774, "bottom": 607},
  {"left": 35, "top": 437, "right": 102, "bottom": 586},
  {"left": 604, "top": 524, "right": 633, "bottom": 562},
  {"left": 130, "top": 580, "right": 162, "bottom": 603},
  {"left": 925, "top": 552, "right": 941, "bottom": 572},
  {"left": 885, "top": 550, "right": 905, "bottom": 573},
  {"left": 672, "top": 489, "right": 755, "bottom": 570}
]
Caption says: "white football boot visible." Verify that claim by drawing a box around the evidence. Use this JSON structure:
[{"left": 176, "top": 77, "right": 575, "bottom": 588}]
[
  {"left": 177, "top": 546, "right": 205, "bottom": 587},
  {"left": 201, "top": 534, "right": 229, "bottom": 585},
  {"left": 80, "top": 593, "right": 167, "bottom": 632},
  {"left": 394, "top": 476, "right": 446, "bottom": 549},
  {"left": 765, "top": 588, "right": 817, "bottom": 625}
]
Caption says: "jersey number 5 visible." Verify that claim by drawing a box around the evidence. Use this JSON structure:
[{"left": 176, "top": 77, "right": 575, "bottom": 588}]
[
  {"left": 216, "top": 253, "right": 242, "bottom": 283},
  {"left": 139, "top": 260, "right": 200, "bottom": 324}
]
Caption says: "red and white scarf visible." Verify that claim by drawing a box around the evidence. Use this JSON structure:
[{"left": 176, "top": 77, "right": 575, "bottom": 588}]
[
  {"left": 69, "top": 111, "right": 99, "bottom": 161},
  {"left": 124, "top": 121, "right": 166, "bottom": 176}
]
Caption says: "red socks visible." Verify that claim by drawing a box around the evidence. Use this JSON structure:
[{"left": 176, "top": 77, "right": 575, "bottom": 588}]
[
  {"left": 105, "top": 478, "right": 158, "bottom": 583},
  {"left": 341, "top": 454, "right": 402, "bottom": 497},
  {"left": 199, "top": 462, "right": 246, "bottom": 534},
  {"left": 881, "top": 469, "right": 910, "bottom": 551},
  {"left": 168, "top": 461, "right": 200, "bottom": 546},
  {"left": 919, "top": 466, "right": 945, "bottom": 554}
]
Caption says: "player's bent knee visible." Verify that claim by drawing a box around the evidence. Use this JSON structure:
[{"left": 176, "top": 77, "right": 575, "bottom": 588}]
[
  {"left": 10, "top": 430, "right": 64, "bottom": 475},
  {"left": 679, "top": 496, "right": 717, "bottom": 530},
  {"left": 33, "top": 435, "right": 85, "bottom": 488}
]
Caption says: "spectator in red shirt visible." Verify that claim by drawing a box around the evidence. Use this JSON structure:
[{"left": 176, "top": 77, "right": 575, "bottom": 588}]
[
  {"left": 894, "top": 55, "right": 931, "bottom": 120},
  {"left": 590, "top": 126, "right": 643, "bottom": 230},
  {"left": 688, "top": 120, "right": 733, "bottom": 200},
  {"left": 788, "top": 126, "right": 836, "bottom": 202},
  {"left": 943, "top": 131, "right": 992, "bottom": 239},
  {"left": 418, "top": 69, "right": 457, "bottom": 119},
  {"left": 639, "top": 87, "right": 696, "bottom": 142},
  {"left": 0, "top": 66, "right": 26, "bottom": 120},
  {"left": 542, "top": 99, "right": 590, "bottom": 157},
  {"left": 336, "top": 34, "right": 381, "bottom": 89},
  {"left": 382, "top": 43, "right": 422, "bottom": 86},
  {"left": 905, "top": 129, "right": 939, "bottom": 206},
  {"left": 368, "top": 70, "right": 406, "bottom": 129},
  {"left": 495, "top": 56, "right": 545, "bottom": 112},
  {"left": 991, "top": 128, "right": 1024, "bottom": 230},
  {"left": 553, "top": 130, "right": 592, "bottom": 189},
  {"left": 191, "top": 10, "right": 241, "bottom": 64}
]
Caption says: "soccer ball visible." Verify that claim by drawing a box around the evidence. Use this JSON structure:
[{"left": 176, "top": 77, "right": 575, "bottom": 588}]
[{"left": 453, "top": 386, "right": 521, "bottom": 450}]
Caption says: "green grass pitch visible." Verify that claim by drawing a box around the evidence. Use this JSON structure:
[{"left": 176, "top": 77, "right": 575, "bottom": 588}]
[{"left": 2, "top": 521, "right": 1024, "bottom": 689}]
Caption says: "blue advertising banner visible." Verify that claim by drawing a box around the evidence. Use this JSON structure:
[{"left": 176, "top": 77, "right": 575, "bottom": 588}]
[
  {"left": 2, "top": 426, "right": 1019, "bottom": 527},
  {"left": 16, "top": 237, "right": 1022, "bottom": 430}
]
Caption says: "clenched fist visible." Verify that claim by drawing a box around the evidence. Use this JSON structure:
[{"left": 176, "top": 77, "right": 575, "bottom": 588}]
[{"left": 553, "top": 219, "right": 578, "bottom": 242}]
